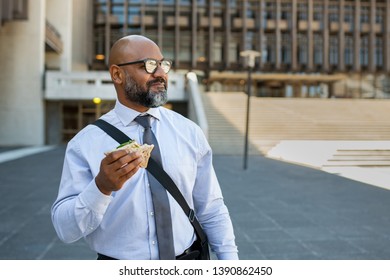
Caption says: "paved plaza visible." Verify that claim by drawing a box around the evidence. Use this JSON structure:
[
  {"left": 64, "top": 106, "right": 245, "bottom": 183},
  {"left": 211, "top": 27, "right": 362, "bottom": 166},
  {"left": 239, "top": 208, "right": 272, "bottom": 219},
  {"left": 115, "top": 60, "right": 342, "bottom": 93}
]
[{"left": 1, "top": 145, "right": 390, "bottom": 260}]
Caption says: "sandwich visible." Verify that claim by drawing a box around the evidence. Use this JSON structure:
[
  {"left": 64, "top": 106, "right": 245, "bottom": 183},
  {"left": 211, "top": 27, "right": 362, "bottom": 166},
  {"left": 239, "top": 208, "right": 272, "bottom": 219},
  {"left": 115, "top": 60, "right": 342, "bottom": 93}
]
[{"left": 105, "top": 140, "right": 154, "bottom": 168}]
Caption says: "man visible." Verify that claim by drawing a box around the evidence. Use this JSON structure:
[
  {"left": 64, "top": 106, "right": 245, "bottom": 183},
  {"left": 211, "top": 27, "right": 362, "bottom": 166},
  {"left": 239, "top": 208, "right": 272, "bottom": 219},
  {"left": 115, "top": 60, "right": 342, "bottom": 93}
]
[{"left": 51, "top": 35, "right": 238, "bottom": 260}]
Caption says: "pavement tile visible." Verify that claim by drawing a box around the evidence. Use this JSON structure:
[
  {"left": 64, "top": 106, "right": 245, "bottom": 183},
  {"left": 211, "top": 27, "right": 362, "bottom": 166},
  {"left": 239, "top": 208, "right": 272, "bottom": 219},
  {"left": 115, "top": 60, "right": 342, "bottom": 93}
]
[{"left": 1, "top": 147, "right": 390, "bottom": 260}]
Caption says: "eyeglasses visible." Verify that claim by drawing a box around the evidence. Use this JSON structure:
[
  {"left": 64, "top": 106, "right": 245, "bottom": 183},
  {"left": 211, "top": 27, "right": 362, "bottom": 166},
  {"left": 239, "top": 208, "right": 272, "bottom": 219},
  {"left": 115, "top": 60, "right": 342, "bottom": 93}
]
[{"left": 116, "top": 58, "right": 172, "bottom": 74}]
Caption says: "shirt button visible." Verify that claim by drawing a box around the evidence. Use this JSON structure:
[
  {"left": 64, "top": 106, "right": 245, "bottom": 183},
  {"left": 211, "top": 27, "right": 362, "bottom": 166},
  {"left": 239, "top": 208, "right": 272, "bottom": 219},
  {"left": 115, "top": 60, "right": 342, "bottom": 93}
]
[
  {"left": 152, "top": 240, "right": 156, "bottom": 245},
  {"left": 150, "top": 211, "right": 154, "bottom": 216}
]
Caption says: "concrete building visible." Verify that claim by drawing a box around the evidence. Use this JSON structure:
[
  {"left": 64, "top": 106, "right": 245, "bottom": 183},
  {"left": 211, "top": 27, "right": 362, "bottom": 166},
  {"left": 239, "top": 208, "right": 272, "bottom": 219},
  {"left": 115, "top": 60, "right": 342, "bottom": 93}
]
[
  {"left": 0, "top": 0, "right": 91, "bottom": 146},
  {"left": 1, "top": 0, "right": 390, "bottom": 146}
]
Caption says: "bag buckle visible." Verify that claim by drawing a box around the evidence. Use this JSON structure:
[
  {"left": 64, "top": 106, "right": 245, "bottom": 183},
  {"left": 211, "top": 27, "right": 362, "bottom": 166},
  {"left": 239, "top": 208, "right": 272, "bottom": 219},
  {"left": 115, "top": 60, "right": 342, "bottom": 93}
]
[{"left": 188, "top": 209, "right": 195, "bottom": 222}]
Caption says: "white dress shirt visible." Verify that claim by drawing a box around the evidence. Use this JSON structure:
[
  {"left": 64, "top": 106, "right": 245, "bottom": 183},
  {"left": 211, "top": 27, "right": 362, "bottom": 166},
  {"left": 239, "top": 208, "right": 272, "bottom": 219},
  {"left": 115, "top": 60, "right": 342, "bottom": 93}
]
[{"left": 51, "top": 100, "right": 238, "bottom": 260}]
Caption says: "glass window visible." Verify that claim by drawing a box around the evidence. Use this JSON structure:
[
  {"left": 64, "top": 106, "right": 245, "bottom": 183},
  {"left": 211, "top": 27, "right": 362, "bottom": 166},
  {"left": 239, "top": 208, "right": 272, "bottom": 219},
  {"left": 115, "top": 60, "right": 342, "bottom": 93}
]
[
  {"left": 329, "top": 36, "right": 338, "bottom": 65},
  {"left": 265, "top": 34, "right": 276, "bottom": 64},
  {"left": 179, "top": 31, "right": 191, "bottom": 62},
  {"left": 329, "top": 4, "right": 338, "bottom": 22},
  {"left": 162, "top": 31, "right": 174, "bottom": 60},
  {"left": 360, "top": 35, "right": 369, "bottom": 66},
  {"left": 345, "top": 36, "right": 353, "bottom": 66},
  {"left": 361, "top": 6, "right": 370, "bottom": 24},
  {"left": 297, "top": 2, "right": 308, "bottom": 20},
  {"left": 281, "top": 1, "right": 292, "bottom": 27},
  {"left": 314, "top": 33, "right": 323, "bottom": 65},
  {"left": 213, "top": 34, "right": 223, "bottom": 63},
  {"left": 375, "top": 36, "right": 383, "bottom": 67},
  {"left": 298, "top": 33, "right": 307, "bottom": 64},
  {"left": 281, "top": 33, "right": 291, "bottom": 64},
  {"left": 265, "top": 1, "right": 276, "bottom": 20}
]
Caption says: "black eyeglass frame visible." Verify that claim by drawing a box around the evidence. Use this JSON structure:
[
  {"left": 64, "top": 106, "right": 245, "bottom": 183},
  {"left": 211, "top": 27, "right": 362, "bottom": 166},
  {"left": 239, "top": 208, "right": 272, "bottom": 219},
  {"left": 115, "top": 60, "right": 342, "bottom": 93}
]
[{"left": 116, "top": 58, "right": 172, "bottom": 74}]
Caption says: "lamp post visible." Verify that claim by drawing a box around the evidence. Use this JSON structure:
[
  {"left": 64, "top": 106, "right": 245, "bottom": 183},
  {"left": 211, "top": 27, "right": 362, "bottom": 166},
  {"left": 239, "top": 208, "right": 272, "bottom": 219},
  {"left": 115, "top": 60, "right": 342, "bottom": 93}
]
[
  {"left": 93, "top": 97, "right": 102, "bottom": 120},
  {"left": 240, "top": 50, "right": 261, "bottom": 170}
]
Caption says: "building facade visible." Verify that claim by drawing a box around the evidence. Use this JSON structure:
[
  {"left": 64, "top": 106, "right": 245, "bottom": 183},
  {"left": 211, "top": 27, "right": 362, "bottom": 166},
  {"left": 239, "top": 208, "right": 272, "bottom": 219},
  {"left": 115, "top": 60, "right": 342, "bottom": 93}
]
[
  {"left": 1, "top": 0, "right": 390, "bottom": 146},
  {"left": 91, "top": 0, "right": 390, "bottom": 98},
  {"left": 91, "top": 1, "right": 390, "bottom": 72}
]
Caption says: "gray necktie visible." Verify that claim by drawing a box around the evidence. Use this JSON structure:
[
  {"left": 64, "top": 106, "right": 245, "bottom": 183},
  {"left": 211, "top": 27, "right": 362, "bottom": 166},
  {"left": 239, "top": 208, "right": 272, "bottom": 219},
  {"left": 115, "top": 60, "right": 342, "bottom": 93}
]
[{"left": 135, "top": 115, "right": 175, "bottom": 260}]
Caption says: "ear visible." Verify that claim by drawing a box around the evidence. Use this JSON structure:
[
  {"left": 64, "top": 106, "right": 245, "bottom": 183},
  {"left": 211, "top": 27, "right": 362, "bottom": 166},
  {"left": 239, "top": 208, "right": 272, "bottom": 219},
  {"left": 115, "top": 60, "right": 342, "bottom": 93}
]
[{"left": 109, "top": 65, "right": 124, "bottom": 84}]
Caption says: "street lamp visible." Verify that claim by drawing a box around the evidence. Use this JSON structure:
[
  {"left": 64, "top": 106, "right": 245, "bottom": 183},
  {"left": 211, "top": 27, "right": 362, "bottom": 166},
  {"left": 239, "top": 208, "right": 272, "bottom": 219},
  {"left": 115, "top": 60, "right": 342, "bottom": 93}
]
[{"left": 240, "top": 50, "right": 261, "bottom": 170}]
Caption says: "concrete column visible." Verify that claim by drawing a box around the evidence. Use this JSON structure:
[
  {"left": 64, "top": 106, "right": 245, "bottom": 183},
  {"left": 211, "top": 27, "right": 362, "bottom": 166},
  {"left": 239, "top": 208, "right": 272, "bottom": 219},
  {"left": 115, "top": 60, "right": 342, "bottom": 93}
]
[
  {"left": 0, "top": 0, "right": 46, "bottom": 146},
  {"left": 291, "top": 0, "right": 298, "bottom": 71},
  {"left": 140, "top": 1, "right": 145, "bottom": 35},
  {"left": 354, "top": 0, "right": 361, "bottom": 72},
  {"left": 275, "top": 0, "right": 281, "bottom": 69},
  {"left": 71, "top": 0, "right": 93, "bottom": 71},
  {"left": 124, "top": 0, "right": 129, "bottom": 36},
  {"left": 174, "top": 0, "right": 180, "bottom": 67},
  {"left": 208, "top": 0, "right": 214, "bottom": 68},
  {"left": 104, "top": 0, "right": 111, "bottom": 66},
  {"left": 323, "top": 0, "right": 329, "bottom": 72},
  {"left": 386, "top": 0, "right": 390, "bottom": 72},
  {"left": 338, "top": 0, "right": 345, "bottom": 71},
  {"left": 46, "top": 0, "right": 73, "bottom": 71},
  {"left": 158, "top": 0, "right": 163, "bottom": 48},
  {"left": 224, "top": 0, "right": 231, "bottom": 68},
  {"left": 242, "top": 0, "right": 247, "bottom": 52},
  {"left": 369, "top": 0, "right": 376, "bottom": 72},
  {"left": 191, "top": 0, "right": 197, "bottom": 68},
  {"left": 258, "top": 0, "right": 264, "bottom": 69},
  {"left": 307, "top": 0, "right": 313, "bottom": 71}
]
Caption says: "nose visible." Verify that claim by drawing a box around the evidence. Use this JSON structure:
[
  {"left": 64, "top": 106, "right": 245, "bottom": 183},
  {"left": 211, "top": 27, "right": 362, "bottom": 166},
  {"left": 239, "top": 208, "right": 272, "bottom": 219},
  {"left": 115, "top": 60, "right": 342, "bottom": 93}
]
[{"left": 152, "top": 63, "right": 167, "bottom": 77}]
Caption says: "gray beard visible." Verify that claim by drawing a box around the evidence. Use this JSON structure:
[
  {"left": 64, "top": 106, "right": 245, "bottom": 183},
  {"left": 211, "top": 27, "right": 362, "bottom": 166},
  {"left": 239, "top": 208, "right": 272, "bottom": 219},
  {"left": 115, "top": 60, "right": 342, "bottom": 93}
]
[{"left": 124, "top": 72, "right": 168, "bottom": 108}]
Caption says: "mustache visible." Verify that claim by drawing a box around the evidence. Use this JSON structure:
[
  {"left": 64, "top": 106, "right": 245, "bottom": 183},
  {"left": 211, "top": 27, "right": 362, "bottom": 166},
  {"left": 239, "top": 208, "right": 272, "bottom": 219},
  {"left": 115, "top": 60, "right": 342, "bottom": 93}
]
[{"left": 147, "top": 77, "right": 167, "bottom": 89}]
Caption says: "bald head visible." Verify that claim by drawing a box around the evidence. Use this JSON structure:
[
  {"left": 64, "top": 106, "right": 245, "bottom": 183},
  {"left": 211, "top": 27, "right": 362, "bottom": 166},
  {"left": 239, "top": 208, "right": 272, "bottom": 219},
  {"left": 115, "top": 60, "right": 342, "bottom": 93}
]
[{"left": 109, "top": 35, "right": 161, "bottom": 66}]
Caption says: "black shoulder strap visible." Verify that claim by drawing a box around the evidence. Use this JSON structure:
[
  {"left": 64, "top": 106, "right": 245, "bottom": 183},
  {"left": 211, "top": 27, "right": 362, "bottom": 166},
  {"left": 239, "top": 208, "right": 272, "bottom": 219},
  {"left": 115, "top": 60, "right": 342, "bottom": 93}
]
[{"left": 93, "top": 119, "right": 208, "bottom": 245}]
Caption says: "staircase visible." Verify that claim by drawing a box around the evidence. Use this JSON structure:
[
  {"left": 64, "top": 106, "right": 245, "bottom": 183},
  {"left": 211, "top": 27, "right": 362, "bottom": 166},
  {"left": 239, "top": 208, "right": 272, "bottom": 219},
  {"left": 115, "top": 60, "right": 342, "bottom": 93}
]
[
  {"left": 202, "top": 92, "right": 390, "bottom": 155},
  {"left": 202, "top": 91, "right": 390, "bottom": 189}
]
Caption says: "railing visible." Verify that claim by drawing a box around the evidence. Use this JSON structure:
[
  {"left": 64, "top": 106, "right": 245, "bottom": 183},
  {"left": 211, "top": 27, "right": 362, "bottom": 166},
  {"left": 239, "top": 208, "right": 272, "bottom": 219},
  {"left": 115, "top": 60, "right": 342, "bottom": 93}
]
[
  {"left": 186, "top": 72, "right": 209, "bottom": 139},
  {"left": 45, "top": 20, "right": 63, "bottom": 53},
  {"left": 45, "top": 71, "right": 115, "bottom": 100}
]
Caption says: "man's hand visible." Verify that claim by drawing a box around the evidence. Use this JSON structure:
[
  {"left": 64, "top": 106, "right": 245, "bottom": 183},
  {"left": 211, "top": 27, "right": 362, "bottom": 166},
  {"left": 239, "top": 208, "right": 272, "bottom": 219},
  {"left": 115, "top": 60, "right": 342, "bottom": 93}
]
[{"left": 95, "top": 149, "right": 143, "bottom": 195}]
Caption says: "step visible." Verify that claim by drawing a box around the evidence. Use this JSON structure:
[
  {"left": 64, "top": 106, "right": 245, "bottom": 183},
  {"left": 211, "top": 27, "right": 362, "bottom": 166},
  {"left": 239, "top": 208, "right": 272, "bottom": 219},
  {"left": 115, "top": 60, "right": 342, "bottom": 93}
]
[{"left": 202, "top": 92, "right": 390, "bottom": 155}]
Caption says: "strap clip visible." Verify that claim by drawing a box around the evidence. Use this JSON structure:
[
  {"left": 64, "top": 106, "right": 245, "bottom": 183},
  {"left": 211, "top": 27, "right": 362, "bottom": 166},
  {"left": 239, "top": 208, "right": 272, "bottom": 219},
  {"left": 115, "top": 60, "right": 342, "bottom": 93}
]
[{"left": 188, "top": 209, "right": 195, "bottom": 222}]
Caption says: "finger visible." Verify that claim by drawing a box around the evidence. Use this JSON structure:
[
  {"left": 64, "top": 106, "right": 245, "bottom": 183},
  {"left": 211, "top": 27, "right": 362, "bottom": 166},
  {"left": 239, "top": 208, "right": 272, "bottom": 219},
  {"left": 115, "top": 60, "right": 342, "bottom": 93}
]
[
  {"left": 119, "top": 163, "right": 142, "bottom": 182},
  {"left": 116, "top": 155, "right": 143, "bottom": 177},
  {"left": 104, "top": 149, "right": 129, "bottom": 164},
  {"left": 110, "top": 151, "right": 142, "bottom": 171}
]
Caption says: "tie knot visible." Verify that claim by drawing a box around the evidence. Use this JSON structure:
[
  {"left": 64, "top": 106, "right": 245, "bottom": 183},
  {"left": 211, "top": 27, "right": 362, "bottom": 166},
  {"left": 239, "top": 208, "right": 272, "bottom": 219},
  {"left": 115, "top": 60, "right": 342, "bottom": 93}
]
[{"left": 135, "top": 115, "right": 151, "bottom": 129}]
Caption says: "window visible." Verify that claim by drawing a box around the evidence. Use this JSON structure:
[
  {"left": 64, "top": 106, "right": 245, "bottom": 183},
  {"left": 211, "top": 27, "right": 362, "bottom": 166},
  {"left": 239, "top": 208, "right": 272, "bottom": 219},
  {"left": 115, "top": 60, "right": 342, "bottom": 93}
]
[
  {"left": 298, "top": 33, "right": 307, "bottom": 64},
  {"left": 281, "top": 33, "right": 291, "bottom": 64},
  {"left": 329, "top": 4, "right": 338, "bottom": 23},
  {"left": 314, "top": 33, "right": 323, "bottom": 65},
  {"left": 265, "top": 1, "right": 276, "bottom": 20},
  {"left": 345, "top": 36, "right": 353, "bottom": 66},
  {"left": 361, "top": 6, "right": 370, "bottom": 25},
  {"left": 375, "top": 37, "right": 383, "bottom": 68},
  {"left": 265, "top": 34, "right": 276, "bottom": 64},
  {"left": 297, "top": 2, "right": 308, "bottom": 21},
  {"left": 313, "top": 2, "right": 324, "bottom": 29},
  {"left": 360, "top": 35, "right": 369, "bottom": 66},
  {"left": 329, "top": 36, "right": 338, "bottom": 65},
  {"left": 344, "top": 5, "right": 354, "bottom": 31}
]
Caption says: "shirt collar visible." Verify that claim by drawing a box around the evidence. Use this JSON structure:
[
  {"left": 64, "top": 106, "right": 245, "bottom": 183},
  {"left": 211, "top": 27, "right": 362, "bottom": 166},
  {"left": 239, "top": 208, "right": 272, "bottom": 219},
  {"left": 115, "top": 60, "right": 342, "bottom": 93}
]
[{"left": 114, "top": 99, "right": 161, "bottom": 126}]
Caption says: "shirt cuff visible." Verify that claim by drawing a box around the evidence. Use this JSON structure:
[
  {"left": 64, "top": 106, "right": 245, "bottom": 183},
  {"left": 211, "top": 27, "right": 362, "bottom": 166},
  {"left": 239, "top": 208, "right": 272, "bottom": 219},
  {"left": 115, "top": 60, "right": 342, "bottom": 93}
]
[
  {"left": 79, "top": 179, "right": 112, "bottom": 214},
  {"left": 216, "top": 252, "right": 239, "bottom": 260}
]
